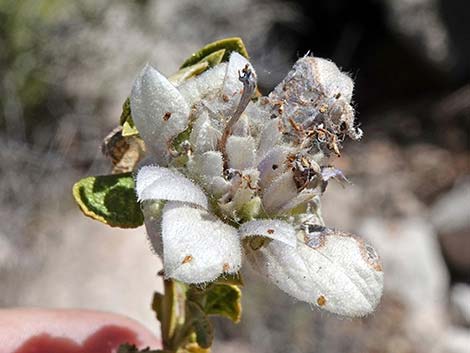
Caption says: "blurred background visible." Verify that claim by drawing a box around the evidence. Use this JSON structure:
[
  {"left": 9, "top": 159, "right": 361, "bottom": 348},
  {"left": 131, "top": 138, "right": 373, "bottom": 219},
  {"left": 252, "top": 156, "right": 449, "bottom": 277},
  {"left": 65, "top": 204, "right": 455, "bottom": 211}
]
[{"left": 0, "top": 0, "right": 469, "bottom": 352}]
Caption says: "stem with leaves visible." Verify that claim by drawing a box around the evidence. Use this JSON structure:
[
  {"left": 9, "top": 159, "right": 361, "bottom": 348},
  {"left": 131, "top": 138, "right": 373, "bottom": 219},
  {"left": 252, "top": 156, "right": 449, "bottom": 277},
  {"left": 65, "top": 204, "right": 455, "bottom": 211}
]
[{"left": 118, "top": 274, "right": 243, "bottom": 353}]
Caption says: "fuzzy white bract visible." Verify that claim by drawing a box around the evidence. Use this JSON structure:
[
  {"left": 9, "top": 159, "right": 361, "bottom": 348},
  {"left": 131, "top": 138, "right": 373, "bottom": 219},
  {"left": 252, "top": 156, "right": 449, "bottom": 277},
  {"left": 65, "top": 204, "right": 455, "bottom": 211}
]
[{"left": 130, "top": 52, "right": 383, "bottom": 317}]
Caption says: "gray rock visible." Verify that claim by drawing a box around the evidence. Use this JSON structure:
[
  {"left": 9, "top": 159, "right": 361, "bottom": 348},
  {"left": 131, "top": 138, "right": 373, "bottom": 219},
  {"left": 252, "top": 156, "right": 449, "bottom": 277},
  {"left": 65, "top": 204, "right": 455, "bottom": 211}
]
[
  {"left": 360, "top": 218, "right": 451, "bottom": 351},
  {"left": 431, "top": 180, "right": 470, "bottom": 279},
  {"left": 382, "top": 0, "right": 451, "bottom": 67},
  {"left": 450, "top": 283, "right": 470, "bottom": 327},
  {"left": 431, "top": 179, "right": 470, "bottom": 234},
  {"left": 360, "top": 217, "right": 449, "bottom": 313},
  {"left": 440, "top": 327, "right": 470, "bottom": 353}
]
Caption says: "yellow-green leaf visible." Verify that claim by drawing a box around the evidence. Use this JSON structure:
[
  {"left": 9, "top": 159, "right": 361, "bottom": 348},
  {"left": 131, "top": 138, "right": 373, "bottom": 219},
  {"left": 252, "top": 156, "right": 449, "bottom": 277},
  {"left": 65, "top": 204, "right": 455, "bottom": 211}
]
[
  {"left": 181, "top": 343, "right": 211, "bottom": 353},
  {"left": 180, "top": 37, "right": 249, "bottom": 69},
  {"left": 119, "top": 98, "right": 139, "bottom": 137},
  {"left": 204, "top": 284, "right": 242, "bottom": 323},
  {"left": 72, "top": 173, "right": 143, "bottom": 228},
  {"left": 122, "top": 118, "right": 139, "bottom": 137}
]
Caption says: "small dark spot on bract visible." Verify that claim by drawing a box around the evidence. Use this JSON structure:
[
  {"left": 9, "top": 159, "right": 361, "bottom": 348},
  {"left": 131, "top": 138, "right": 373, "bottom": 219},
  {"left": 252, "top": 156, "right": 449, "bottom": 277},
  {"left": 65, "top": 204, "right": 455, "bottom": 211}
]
[
  {"left": 267, "top": 229, "right": 275, "bottom": 234},
  {"left": 272, "top": 164, "right": 278, "bottom": 170},
  {"left": 163, "top": 112, "right": 172, "bottom": 121},
  {"left": 182, "top": 255, "right": 193, "bottom": 264}
]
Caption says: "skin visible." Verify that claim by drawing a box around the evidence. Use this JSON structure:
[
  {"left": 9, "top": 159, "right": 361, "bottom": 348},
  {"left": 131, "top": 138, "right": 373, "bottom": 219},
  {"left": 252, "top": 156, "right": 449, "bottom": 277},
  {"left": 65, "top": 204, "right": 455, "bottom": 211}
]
[{"left": 0, "top": 309, "right": 161, "bottom": 353}]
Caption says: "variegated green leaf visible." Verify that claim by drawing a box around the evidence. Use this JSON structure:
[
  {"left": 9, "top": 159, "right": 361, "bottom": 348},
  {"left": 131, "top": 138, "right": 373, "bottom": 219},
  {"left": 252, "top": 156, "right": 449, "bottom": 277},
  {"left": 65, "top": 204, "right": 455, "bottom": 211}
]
[{"left": 72, "top": 173, "right": 143, "bottom": 228}]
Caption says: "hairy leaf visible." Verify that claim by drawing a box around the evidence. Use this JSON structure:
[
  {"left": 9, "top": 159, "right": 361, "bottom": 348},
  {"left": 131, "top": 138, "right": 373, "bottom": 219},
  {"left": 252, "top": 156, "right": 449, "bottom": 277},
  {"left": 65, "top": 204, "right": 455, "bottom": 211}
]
[{"left": 118, "top": 40, "right": 238, "bottom": 138}]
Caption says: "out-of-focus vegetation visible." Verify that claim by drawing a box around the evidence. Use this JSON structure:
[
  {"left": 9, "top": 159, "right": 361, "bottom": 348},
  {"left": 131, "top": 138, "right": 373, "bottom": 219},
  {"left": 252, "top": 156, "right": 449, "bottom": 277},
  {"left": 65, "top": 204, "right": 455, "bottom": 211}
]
[
  {"left": 1, "top": 0, "right": 55, "bottom": 137},
  {"left": 0, "top": 0, "right": 126, "bottom": 146}
]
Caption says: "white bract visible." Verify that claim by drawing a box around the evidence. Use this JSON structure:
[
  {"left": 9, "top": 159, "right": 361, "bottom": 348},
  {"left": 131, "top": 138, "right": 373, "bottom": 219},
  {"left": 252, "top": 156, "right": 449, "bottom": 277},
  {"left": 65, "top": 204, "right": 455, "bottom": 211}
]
[{"left": 130, "top": 52, "right": 383, "bottom": 317}]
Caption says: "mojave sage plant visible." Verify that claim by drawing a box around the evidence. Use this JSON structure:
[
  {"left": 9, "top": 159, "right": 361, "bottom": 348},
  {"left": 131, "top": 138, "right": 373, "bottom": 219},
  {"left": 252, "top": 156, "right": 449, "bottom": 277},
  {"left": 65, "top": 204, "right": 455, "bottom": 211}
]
[{"left": 73, "top": 38, "right": 383, "bottom": 353}]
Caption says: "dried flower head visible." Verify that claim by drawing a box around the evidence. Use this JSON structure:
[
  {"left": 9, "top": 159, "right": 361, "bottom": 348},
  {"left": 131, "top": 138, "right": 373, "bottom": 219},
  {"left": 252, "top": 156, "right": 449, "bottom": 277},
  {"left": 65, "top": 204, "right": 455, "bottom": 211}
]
[{"left": 131, "top": 52, "right": 383, "bottom": 317}]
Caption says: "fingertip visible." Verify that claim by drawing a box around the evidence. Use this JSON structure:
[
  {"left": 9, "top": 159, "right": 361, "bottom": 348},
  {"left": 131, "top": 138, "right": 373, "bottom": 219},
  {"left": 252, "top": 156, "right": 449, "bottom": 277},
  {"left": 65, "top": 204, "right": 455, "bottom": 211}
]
[{"left": 0, "top": 308, "right": 161, "bottom": 352}]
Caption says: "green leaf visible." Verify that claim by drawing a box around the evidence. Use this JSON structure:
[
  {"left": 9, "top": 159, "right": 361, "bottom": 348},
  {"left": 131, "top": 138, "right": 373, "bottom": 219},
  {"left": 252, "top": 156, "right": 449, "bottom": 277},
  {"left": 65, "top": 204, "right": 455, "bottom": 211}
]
[
  {"left": 170, "top": 49, "right": 225, "bottom": 87},
  {"left": 180, "top": 37, "right": 249, "bottom": 69},
  {"left": 169, "top": 61, "right": 209, "bottom": 86},
  {"left": 119, "top": 98, "right": 139, "bottom": 137},
  {"left": 152, "top": 292, "right": 165, "bottom": 324},
  {"left": 171, "top": 127, "right": 192, "bottom": 152},
  {"left": 119, "top": 97, "right": 132, "bottom": 125},
  {"left": 204, "top": 284, "right": 242, "bottom": 323},
  {"left": 72, "top": 172, "right": 143, "bottom": 228},
  {"left": 169, "top": 49, "right": 226, "bottom": 87},
  {"left": 199, "top": 49, "right": 226, "bottom": 68},
  {"left": 186, "top": 301, "right": 214, "bottom": 349}
]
